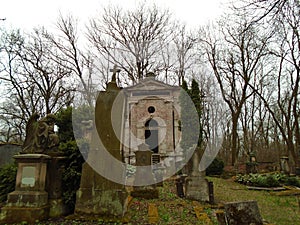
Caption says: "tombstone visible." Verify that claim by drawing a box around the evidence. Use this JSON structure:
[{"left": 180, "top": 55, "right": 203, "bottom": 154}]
[
  {"left": 0, "top": 143, "right": 21, "bottom": 167},
  {"left": 74, "top": 70, "right": 128, "bottom": 220},
  {"left": 224, "top": 201, "right": 263, "bottom": 225},
  {"left": 0, "top": 154, "right": 51, "bottom": 224},
  {"left": 0, "top": 113, "right": 66, "bottom": 224},
  {"left": 185, "top": 148, "right": 210, "bottom": 202},
  {"left": 246, "top": 152, "right": 258, "bottom": 174},
  {"left": 280, "top": 156, "right": 290, "bottom": 175},
  {"left": 131, "top": 143, "right": 159, "bottom": 199}
]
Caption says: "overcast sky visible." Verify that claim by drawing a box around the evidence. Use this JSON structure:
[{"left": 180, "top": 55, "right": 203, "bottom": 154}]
[{"left": 0, "top": 0, "right": 229, "bottom": 31}]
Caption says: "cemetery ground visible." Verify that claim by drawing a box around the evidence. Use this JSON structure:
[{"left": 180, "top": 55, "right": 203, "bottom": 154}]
[{"left": 2, "top": 176, "right": 299, "bottom": 225}]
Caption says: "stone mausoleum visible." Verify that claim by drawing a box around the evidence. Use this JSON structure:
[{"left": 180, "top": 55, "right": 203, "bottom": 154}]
[{"left": 121, "top": 73, "right": 182, "bottom": 167}]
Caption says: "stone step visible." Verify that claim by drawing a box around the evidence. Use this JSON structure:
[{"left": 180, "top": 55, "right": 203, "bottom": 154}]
[{"left": 148, "top": 203, "right": 159, "bottom": 224}]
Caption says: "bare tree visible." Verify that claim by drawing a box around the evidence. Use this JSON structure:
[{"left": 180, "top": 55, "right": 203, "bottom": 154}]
[
  {"left": 47, "top": 14, "right": 99, "bottom": 106},
  {"left": 199, "top": 13, "right": 272, "bottom": 166},
  {"left": 173, "top": 25, "right": 197, "bottom": 85},
  {"left": 0, "top": 28, "right": 74, "bottom": 141},
  {"left": 239, "top": 0, "right": 300, "bottom": 168},
  {"left": 87, "top": 4, "right": 174, "bottom": 84}
]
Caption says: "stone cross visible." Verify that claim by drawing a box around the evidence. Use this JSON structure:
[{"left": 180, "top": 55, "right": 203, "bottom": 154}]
[{"left": 109, "top": 64, "right": 121, "bottom": 82}]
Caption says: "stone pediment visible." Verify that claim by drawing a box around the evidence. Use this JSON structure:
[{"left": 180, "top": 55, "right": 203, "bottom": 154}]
[{"left": 124, "top": 77, "right": 179, "bottom": 93}]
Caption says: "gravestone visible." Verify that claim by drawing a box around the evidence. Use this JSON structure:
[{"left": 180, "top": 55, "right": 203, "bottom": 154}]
[
  {"left": 0, "top": 114, "right": 66, "bottom": 224},
  {"left": 74, "top": 71, "right": 128, "bottom": 220},
  {"left": 224, "top": 201, "right": 263, "bottom": 225},
  {"left": 131, "top": 143, "right": 159, "bottom": 199},
  {"left": 0, "top": 143, "right": 21, "bottom": 167},
  {"left": 280, "top": 156, "right": 290, "bottom": 175},
  {"left": 0, "top": 154, "right": 51, "bottom": 224},
  {"left": 185, "top": 148, "right": 210, "bottom": 202}
]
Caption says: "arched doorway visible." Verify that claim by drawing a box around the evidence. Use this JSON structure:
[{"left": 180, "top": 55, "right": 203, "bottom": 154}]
[{"left": 145, "top": 119, "right": 159, "bottom": 153}]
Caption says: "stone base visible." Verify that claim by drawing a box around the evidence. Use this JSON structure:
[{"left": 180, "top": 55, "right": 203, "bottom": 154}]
[
  {"left": 6, "top": 191, "right": 48, "bottom": 207},
  {"left": 75, "top": 188, "right": 128, "bottom": 219},
  {"left": 131, "top": 186, "right": 159, "bottom": 199},
  {"left": 48, "top": 199, "right": 69, "bottom": 217},
  {"left": 185, "top": 176, "right": 209, "bottom": 202},
  {"left": 0, "top": 205, "right": 50, "bottom": 224}
]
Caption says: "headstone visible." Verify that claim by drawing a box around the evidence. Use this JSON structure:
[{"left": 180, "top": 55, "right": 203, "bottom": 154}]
[
  {"left": 0, "top": 143, "right": 21, "bottom": 167},
  {"left": 0, "top": 154, "right": 51, "bottom": 224},
  {"left": 131, "top": 143, "right": 159, "bottom": 199},
  {"left": 185, "top": 149, "right": 210, "bottom": 202},
  {"left": 74, "top": 74, "right": 128, "bottom": 220},
  {"left": 246, "top": 152, "right": 258, "bottom": 174},
  {"left": 280, "top": 156, "right": 290, "bottom": 175},
  {"left": 224, "top": 201, "right": 263, "bottom": 225}
]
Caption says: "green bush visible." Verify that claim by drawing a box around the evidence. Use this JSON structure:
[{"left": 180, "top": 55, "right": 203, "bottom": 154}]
[
  {"left": 59, "top": 139, "right": 85, "bottom": 211},
  {"left": 206, "top": 158, "right": 224, "bottom": 176},
  {"left": 282, "top": 176, "right": 300, "bottom": 187},
  {"left": 0, "top": 163, "right": 17, "bottom": 203},
  {"left": 56, "top": 106, "right": 90, "bottom": 212},
  {"left": 235, "top": 173, "right": 300, "bottom": 188}
]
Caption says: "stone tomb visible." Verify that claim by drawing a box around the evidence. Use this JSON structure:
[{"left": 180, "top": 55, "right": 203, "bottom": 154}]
[
  {"left": 0, "top": 154, "right": 51, "bottom": 224},
  {"left": 122, "top": 73, "right": 182, "bottom": 170},
  {"left": 0, "top": 113, "right": 68, "bottom": 224}
]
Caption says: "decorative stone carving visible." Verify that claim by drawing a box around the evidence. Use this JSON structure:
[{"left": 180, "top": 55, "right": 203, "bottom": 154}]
[{"left": 22, "top": 113, "right": 59, "bottom": 154}]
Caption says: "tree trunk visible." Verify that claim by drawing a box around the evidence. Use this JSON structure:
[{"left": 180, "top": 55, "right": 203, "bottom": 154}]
[{"left": 231, "top": 114, "right": 239, "bottom": 166}]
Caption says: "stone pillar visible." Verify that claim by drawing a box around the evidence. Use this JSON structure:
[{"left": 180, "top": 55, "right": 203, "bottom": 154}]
[
  {"left": 74, "top": 77, "right": 128, "bottom": 220},
  {"left": 131, "top": 143, "right": 159, "bottom": 199},
  {"left": 185, "top": 149, "right": 210, "bottom": 202},
  {"left": 0, "top": 154, "right": 51, "bottom": 224}
]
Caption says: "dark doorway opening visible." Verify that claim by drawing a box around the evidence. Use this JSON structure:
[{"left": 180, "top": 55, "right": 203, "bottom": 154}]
[{"left": 145, "top": 119, "right": 159, "bottom": 153}]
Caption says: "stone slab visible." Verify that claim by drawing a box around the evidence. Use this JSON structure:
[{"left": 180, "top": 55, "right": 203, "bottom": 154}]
[
  {"left": 224, "top": 200, "right": 263, "bottom": 225},
  {"left": 148, "top": 203, "right": 159, "bottom": 224},
  {"left": 131, "top": 187, "right": 159, "bottom": 199}
]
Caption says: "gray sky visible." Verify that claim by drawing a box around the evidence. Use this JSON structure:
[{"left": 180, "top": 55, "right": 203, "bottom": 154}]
[{"left": 0, "top": 0, "right": 229, "bottom": 31}]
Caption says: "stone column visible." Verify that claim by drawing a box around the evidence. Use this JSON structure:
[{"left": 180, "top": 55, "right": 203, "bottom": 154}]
[{"left": 74, "top": 77, "right": 128, "bottom": 220}]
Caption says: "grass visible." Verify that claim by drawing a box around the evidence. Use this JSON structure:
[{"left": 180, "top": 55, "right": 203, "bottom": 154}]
[
  {"left": 3, "top": 177, "right": 300, "bottom": 224},
  {"left": 126, "top": 180, "right": 215, "bottom": 224},
  {"left": 208, "top": 177, "right": 300, "bottom": 225}
]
